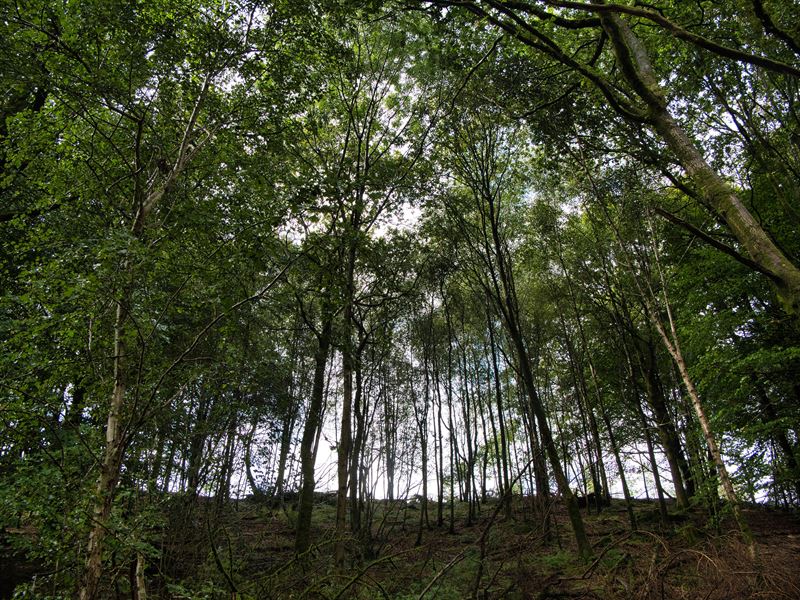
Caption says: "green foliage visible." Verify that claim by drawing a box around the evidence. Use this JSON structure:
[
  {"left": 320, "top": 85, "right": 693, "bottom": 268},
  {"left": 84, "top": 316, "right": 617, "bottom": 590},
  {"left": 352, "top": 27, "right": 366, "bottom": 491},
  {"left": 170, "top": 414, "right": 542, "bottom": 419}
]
[
  {"left": 2, "top": 0, "right": 800, "bottom": 595},
  {"left": 538, "top": 550, "right": 575, "bottom": 571}
]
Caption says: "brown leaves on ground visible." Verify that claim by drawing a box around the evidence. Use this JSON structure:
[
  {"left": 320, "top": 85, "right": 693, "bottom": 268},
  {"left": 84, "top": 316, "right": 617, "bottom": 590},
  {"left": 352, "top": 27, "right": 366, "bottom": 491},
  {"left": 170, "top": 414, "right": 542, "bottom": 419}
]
[{"left": 7, "top": 495, "right": 800, "bottom": 599}]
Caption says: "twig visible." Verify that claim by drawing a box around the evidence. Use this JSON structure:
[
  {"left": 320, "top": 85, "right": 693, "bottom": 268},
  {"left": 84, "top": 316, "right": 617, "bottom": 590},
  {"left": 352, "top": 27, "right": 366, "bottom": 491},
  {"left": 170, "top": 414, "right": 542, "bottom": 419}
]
[
  {"left": 333, "top": 546, "right": 419, "bottom": 600},
  {"left": 416, "top": 548, "right": 471, "bottom": 600},
  {"left": 558, "top": 532, "right": 634, "bottom": 582},
  {"left": 418, "top": 459, "right": 535, "bottom": 599},
  {"left": 206, "top": 519, "right": 238, "bottom": 594}
]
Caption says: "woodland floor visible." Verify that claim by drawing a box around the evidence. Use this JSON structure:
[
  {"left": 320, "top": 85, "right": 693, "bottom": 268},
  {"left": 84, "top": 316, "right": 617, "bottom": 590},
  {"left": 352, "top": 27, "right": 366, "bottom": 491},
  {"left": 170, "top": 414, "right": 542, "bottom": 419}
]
[{"left": 3, "top": 494, "right": 800, "bottom": 599}]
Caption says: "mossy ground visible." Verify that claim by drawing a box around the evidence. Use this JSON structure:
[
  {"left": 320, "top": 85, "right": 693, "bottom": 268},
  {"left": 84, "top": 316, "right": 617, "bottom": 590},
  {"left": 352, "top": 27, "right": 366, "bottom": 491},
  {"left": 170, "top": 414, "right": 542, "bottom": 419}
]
[
  {"left": 146, "top": 495, "right": 800, "bottom": 599},
  {"left": 3, "top": 495, "right": 800, "bottom": 599}
]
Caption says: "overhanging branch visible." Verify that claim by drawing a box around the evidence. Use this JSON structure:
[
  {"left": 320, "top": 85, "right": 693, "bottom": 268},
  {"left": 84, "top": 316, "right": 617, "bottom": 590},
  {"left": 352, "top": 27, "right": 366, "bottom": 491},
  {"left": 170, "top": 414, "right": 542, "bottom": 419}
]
[{"left": 653, "top": 207, "right": 776, "bottom": 279}]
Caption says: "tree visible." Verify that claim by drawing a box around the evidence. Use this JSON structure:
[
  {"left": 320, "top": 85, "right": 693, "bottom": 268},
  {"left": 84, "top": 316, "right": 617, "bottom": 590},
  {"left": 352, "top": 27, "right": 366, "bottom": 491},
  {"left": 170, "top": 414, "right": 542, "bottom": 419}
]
[
  {"left": 2, "top": 2, "right": 799, "bottom": 595},
  {"left": 414, "top": 0, "right": 800, "bottom": 314},
  {"left": 280, "top": 12, "right": 439, "bottom": 561},
  {"left": 435, "top": 106, "right": 592, "bottom": 558},
  {"left": 1, "top": 1, "right": 312, "bottom": 594}
]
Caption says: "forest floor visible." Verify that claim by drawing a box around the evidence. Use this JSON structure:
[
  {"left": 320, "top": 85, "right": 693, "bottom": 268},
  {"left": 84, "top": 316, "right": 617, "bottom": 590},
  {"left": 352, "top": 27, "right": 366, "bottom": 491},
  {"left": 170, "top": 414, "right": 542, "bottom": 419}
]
[
  {"left": 3, "top": 494, "right": 800, "bottom": 599},
  {"left": 154, "top": 493, "right": 800, "bottom": 599}
]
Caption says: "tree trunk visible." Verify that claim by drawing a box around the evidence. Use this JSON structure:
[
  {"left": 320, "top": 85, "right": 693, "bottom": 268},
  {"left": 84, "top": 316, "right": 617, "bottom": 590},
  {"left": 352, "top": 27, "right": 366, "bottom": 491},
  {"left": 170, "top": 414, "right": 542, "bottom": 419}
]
[
  {"left": 486, "top": 193, "right": 592, "bottom": 558},
  {"left": 414, "top": 337, "right": 432, "bottom": 546},
  {"left": 442, "top": 293, "right": 457, "bottom": 533},
  {"left": 601, "top": 10, "right": 800, "bottom": 315},
  {"left": 216, "top": 410, "right": 238, "bottom": 506},
  {"left": 643, "top": 211, "right": 753, "bottom": 548},
  {"left": 650, "top": 311, "right": 752, "bottom": 544},
  {"left": 486, "top": 314, "right": 511, "bottom": 517},
  {"left": 80, "top": 299, "right": 128, "bottom": 600},
  {"left": 435, "top": 350, "right": 445, "bottom": 528},
  {"left": 384, "top": 367, "right": 397, "bottom": 502},
  {"left": 349, "top": 347, "right": 366, "bottom": 536},
  {"left": 636, "top": 338, "right": 691, "bottom": 508},
  {"left": 478, "top": 385, "right": 489, "bottom": 503},
  {"left": 186, "top": 393, "right": 211, "bottom": 500},
  {"left": 335, "top": 317, "right": 353, "bottom": 565},
  {"left": 636, "top": 397, "right": 669, "bottom": 526},
  {"left": 460, "top": 345, "right": 476, "bottom": 525},
  {"left": 295, "top": 319, "right": 332, "bottom": 555},
  {"left": 274, "top": 388, "right": 299, "bottom": 506},
  {"left": 147, "top": 420, "right": 170, "bottom": 496},
  {"left": 243, "top": 422, "right": 264, "bottom": 498},
  {"left": 134, "top": 552, "right": 147, "bottom": 600},
  {"left": 557, "top": 281, "right": 611, "bottom": 503},
  {"left": 514, "top": 330, "right": 592, "bottom": 558},
  {"left": 601, "top": 384, "right": 637, "bottom": 531}
]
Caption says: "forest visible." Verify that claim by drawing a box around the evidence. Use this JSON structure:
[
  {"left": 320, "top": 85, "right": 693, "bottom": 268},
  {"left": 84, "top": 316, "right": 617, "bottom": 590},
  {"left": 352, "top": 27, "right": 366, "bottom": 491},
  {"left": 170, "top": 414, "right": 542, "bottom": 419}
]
[{"left": 1, "top": 0, "right": 800, "bottom": 598}]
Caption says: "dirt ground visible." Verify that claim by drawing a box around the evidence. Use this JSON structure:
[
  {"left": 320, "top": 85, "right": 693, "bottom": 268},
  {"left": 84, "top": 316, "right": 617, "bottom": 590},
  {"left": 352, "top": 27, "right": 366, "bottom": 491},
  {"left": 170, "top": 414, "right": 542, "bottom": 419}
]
[{"left": 154, "top": 495, "right": 800, "bottom": 599}]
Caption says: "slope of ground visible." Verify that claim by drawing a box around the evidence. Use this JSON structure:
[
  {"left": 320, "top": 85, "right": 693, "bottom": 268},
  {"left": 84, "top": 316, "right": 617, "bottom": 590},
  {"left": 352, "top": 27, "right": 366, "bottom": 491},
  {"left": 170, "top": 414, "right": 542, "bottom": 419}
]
[
  {"left": 3, "top": 495, "right": 799, "bottom": 599},
  {"left": 152, "top": 495, "right": 800, "bottom": 599}
]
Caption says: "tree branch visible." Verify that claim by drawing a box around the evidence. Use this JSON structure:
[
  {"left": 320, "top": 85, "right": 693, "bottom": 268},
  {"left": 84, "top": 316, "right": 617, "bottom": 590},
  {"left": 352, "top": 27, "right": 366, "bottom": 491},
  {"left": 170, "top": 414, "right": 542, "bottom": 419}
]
[
  {"left": 653, "top": 207, "right": 776, "bottom": 279},
  {"left": 542, "top": 0, "right": 800, "bottom": 78}
]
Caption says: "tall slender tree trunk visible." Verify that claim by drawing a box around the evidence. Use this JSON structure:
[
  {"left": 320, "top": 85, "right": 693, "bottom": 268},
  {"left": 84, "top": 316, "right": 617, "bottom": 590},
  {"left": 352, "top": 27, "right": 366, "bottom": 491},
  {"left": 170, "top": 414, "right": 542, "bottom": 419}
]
[
  {"left": 559, "top": 318, "right": 602, "bottom": 509},
  {"left": 216, "top": 410, "right": 239, "bottom": 506},
  {"left": 520, "top": 373, "right": 549, "bottom": 501},
  {"left": 349, "top": 348, "right": 366, "bottom": 536},
  {"left": 556, "top": 267, "right": 611, "bottom": 502},
  {"left": 147, "top": 421, "right": 169, "bottom": 496},
  {"left": 274, "top": 408, "right": 296, "bottom": 504},
  {"left": 616, "top": 323, "right": 669, "bottom": 525},
  {"left": 384, "top": 367, "right": 397, "bottom": 502},
  {"left": 601, "top": 383, "right": 637, "bottom": 530},
  {"left": 243, "top": 422, "right": 264, "bottom": 498},
  {"left": 636, "top": 397, "right": 669, "bottom": 526},
  {"left": 478, "top": 385, "right": 490, "bottom": 503},
  {"left": 442, "top": 291, "right": 457, "bottom": 533},
  {"left": 275, "top": 334, "right": 302, "bottom": 505},
  {"left": 414, "top": 337, "right": 431, "bottom": 546},
  {"left": 80, "top": 299, "right": 129, "bottom": 600},
  {"left": 161, "top": 434, "right": 177, "bottom": 494},
  {"left": 511, "top": 329, "right": 592, "bottom": 558},
  {"left": 486, "top": 314, "right": 511, "bottom": 516},
  {"left": 484, "top": 193, "right": 592, "bottom": 558},
  {"left": 335, "top": 327, "right": 353, "bottom": 565},
  {"left": 636, "top": 338, "right": 690, "bottom": 508},
  {"left": 434, "top": 350, "right": 445, "bottom": 528},
  {"left": 79, "top": 85, "right": 210, "bottom": 598},
  {"left": 185, "top": 393, "right": 211, "bottom": 500},
  {"left": 484, "top": 368, "right": 503, "bottom": 498},
  {"left": 335, "top": 213, "right": 361, "bottom": 564},
  {"left": 460, "top": 346, "right": 476, "bottom": 525},
  {"left": 295, "top": 319, "right": 332, "bottom": 555},
  {"left": 644, "top": 212, "right": 754, "bottom": 548},
  {"left": 649, "top": 310, "right": 752, "bottom": 545}
]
